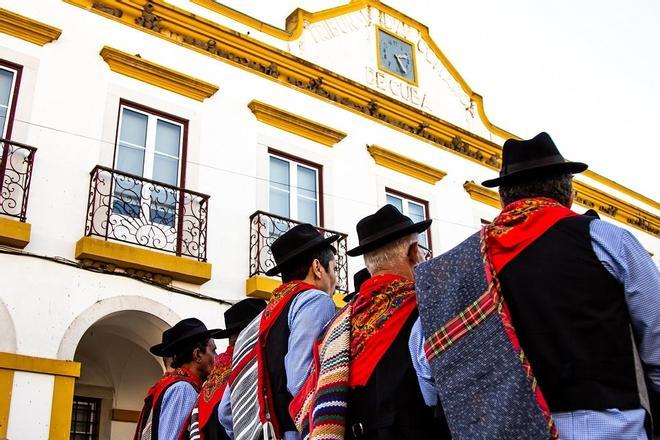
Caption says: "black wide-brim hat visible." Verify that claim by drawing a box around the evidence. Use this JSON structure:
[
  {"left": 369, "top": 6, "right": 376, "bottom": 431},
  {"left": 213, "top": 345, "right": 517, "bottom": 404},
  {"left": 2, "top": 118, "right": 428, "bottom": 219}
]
[
  {"left": 347, "top": 204, "right": 432, "bottom": 256},
  {"left": 481, "top": 132, "right": 588, "bottom": 188},
  {"left": 150, "top": 318, "right": 223, "bottom": 357},
  {"left": 215, "top": 298, "right": 267, "bottom": 338},
  {"left": 265, "top": 223, "right": 340, "bottom": 276},
  {"left": 343, "top": 268, "right": 371, "bottom": 302}
]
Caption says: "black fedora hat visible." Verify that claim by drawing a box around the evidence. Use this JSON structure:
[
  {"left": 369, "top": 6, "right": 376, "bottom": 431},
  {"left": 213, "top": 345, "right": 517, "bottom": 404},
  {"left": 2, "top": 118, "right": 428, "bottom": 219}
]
[
  {"left": 265, "top": 223, "right": 340, "bottom": 276},
  {"left": 482, "top": 132, "right": 587, "bottom": 188},
  {"left": 215, "top": 298, "right": 267, "bottom": 339},
  {"left": 343, "top": 268, "right": 370, "bottom": 302},
  {"left": 150, "top": 318, "right": 223, "bottom": 357},
  {"left": 347, "top": 204, "right": 431, "bottom": 256}
]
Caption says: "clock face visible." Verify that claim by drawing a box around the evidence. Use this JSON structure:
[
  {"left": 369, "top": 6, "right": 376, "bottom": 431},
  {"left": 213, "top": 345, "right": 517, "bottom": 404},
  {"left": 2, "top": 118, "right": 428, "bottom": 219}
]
[{"left": 378, "top": 29, "right": 416, "bottom": 83}]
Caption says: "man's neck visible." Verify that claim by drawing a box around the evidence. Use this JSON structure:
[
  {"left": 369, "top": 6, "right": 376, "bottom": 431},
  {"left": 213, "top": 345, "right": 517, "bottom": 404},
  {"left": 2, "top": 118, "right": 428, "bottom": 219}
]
[{"left": 371, "top": 267, "right": 413, "bottom": 280}]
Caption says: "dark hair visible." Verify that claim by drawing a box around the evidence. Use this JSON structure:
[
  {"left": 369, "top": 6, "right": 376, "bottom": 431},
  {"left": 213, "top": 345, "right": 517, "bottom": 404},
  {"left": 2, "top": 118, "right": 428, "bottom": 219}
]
[
  {"left": 281, "top": 246, "right": 335, "bottom": 283},
  {"left": 499, "top": 173, "right": 573, "bottom": 207},
  {"left": 171, "top": 338, "right": 210, "bottom": 368}
]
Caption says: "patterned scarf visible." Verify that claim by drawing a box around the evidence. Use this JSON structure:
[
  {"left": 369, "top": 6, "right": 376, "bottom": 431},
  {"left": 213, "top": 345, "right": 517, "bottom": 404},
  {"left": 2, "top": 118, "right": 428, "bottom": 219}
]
[
  {"left": 188, "top": 345, "right": 234, "bottom": 440},
  {"left": 423, "top": 197, "right": 575, "bottom": 439},
  {"left": 134, "top": 367, "right": 202, "bottom": 440},
  {"left": 229, "top": 281, "right": 315, "bottom": 440},
  {"left": 290, "top": 274, "right": 417, "bottom": 440}
]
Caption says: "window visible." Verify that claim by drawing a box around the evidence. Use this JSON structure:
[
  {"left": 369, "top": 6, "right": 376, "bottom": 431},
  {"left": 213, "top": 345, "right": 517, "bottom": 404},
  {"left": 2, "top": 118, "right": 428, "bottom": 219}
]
[
  {"left": 70, "top": 396, "right": 101, "bottom": 440},
  {"left": 113, "top": 102, "right": 186, "bottom": 227},
  {"left": 385, "top": 189, "right": 431, "bottom": 250},
  {"left": 0, "top": 60, "right": 21, "bottom": 139},
  {"left": 268, "top": 150, "right": 321, "bottom": 226}
]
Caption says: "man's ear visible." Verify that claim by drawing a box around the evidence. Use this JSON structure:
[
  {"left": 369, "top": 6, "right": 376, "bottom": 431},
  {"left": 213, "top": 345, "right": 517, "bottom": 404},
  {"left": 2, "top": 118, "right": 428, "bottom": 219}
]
[{"left": 407, "top": 242, "right": 419, "bottom": 264}]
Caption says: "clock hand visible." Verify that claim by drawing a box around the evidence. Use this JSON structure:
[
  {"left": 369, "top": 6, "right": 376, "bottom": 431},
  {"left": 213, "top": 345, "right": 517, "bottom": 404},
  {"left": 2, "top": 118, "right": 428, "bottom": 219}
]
[{"left": 394, "top": 54, "right": 408, "bottom": 74}]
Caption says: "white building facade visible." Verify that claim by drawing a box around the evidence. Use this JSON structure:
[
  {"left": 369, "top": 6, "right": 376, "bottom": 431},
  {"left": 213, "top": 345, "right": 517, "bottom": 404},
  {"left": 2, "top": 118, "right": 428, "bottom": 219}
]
[{"left": 0, "top": 0, "right": 658, "bottom": 438}]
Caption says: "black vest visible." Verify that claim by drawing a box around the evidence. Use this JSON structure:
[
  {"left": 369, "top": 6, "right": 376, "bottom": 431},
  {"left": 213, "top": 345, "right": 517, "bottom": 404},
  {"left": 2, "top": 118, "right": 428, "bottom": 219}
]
[
  {"left": 498, "top": 215, "right": 639, "bottom": 412},
  {"left": 346, "top": 310, "right": 451, "bottom": 440},
  {"left": 201, "top": 402, "right": 231, "bottom": 440},
  {"left": 264, "top": 292, "right": 302, "bottom": 434}
]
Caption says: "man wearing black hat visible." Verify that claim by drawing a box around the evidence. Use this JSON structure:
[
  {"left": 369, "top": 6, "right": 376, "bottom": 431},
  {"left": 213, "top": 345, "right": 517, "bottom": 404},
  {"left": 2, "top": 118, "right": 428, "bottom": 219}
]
[
  {"left": 290, "top": 204, "right": 450, "bottom": 439},
  {"left": 135, "top": 318, "right": 222, "bottom": 440},
  {"left": 413, "top": 132, "right": 660, "bottom": 439},
  {"left": 219, "top": 224, "right": 339, "bottom": 440},
  {"left": 185, "top": 299, "right": 267, "bottom": 440}
]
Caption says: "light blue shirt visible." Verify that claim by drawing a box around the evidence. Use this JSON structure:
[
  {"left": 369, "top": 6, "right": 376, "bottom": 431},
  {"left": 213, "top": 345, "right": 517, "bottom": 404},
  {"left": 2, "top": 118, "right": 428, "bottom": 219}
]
[
  {"left": 410, "top": 219, "right": 660, "bottom": 439},
  {"left": 158, "top": 381, "right": 198, "bottom": 440},
  {"left": 219, "top": 288, "right": 336, "bottom": 439}
]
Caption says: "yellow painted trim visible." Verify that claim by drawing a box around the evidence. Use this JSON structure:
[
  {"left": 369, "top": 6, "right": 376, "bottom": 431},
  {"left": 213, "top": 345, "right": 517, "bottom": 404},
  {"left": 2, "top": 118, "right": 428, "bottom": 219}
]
[
  {"left": 112, "top": 408, "right": 140, "bottom": 422},
  {"left": 64, "top": 0, "right": 660, "bottom": 237},
  {"left": 0, "top": 369, "right": 13, "bottom": 438},
  {"left": 75, "top": 236, "right": 213, "bottom": 284},
  {"left": 332, "top": 292, "right": 347, "bottom": 308},
  {"left": 368, "top": 144, "right": 446, "bottom": 184},
  {"left": 0, "top": 8, "right": 62, "bottom": 46},
  {"left": 375, "top": 25, "right": 418, "bottom": 86},
  {"left": 248, "top": 100, "right": 347, "bottom": 147},
  {"left": 463, "top": 181, "right": 500, "bottom": 209},
  {"left": 245, "top": 275, "right": 281, "bottom": 299},
  {"left": 100, "top": 46, "right": 219, "bottom": 101},
  {"left": 0, "top": 217, "right": 31, "bottom": 248},
  {"left": 573, "top": 181, "right": 660, "bottom": 238},
  {"left": 582, "top": 170, "right": 660, "bottom": 211},
  {"left": 49, "top": 376, "right": 76, "bottom": 440},
  {"left": 0, "top": 352, "right": 80, "bottom": 378}
]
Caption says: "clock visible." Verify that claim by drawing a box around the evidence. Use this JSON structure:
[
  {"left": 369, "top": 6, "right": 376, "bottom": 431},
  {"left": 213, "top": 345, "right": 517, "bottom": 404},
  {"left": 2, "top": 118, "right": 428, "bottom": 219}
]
[{"left": 377, "top": 28, "right": 417, "bottom": 84}]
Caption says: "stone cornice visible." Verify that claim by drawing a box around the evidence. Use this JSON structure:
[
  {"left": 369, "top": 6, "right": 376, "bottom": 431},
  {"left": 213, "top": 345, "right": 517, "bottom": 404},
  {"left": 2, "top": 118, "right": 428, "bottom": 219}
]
[
  {"left": 248, "top": 100, "right": 347, "bottom": 147},
  {"left": 99, "top": 46, "right": 219, "bottom": 101},
  {"left": 368, "top": 145, "right": 446, "bottom": 184},
  {"left": 0, "top": 8, "right": 62, "bottom": 46},
  {"left": 65, "top": 0, "right": 660, "bottom": 238},
  {"left": 463, "top": 181, "right": 499, "bottom": 209}
]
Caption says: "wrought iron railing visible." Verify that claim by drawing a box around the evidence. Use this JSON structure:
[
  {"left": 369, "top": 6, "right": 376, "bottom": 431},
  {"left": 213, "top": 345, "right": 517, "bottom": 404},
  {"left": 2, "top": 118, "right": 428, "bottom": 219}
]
[
  {"left": 0, "top": 139, "right": 37, "bottom": 222},
  {"left": 84, "top": 165, "right": 210, "bottom": 261},
  {"left": 249, "top": 210, "right": 349, "bottom": 293}
]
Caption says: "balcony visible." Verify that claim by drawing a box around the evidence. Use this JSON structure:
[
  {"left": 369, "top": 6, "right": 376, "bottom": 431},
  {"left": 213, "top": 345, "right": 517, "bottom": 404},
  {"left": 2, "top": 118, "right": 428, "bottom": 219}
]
[
  {"left": 247, "top": 210, "right": 349, "bottom": 302},
  {"left": 74, "top": 166, "right": 212, "bottom": 284},
  {"left": 0, "top": 139, "right": 37, "bottom": 248}
]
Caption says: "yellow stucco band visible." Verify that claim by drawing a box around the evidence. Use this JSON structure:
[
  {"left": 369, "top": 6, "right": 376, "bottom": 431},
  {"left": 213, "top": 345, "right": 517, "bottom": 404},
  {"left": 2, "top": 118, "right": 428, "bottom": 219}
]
[
  {"left": 49, "top": 376, "right": 76, "bottom": 440},
  {"left": 75, "top": 236, "right": 212, "bottom": 284},
  {"left": 0, "top": 352, "right": 81, "bottom": 378},
  {"left": 0, "top": 7, "right": 62, "bottom": 46},
  {"left": 463, "top": 181, "right": 500, "bottom": 209},
  {"left": 0, "top": 217, "right": 31, "bottom": 248},
  {"left": 0, "top": 368, "right": 13, "bottom": 438},
  {"left": 246, "top": 275, "right": 347, "bottom": 307}
]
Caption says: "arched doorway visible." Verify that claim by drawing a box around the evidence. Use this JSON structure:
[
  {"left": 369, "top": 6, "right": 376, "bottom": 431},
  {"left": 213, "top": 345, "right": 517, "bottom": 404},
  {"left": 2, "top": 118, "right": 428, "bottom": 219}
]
[{"left": 69, "top": 309, "right": 174, "bottom": 439}]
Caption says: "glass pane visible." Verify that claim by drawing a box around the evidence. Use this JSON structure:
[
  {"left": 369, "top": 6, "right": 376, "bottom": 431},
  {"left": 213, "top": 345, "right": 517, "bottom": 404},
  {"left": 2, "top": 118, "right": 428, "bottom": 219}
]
[
  {"left": 155, "top": 119, "right": 181, "bottom": 157},
  {"left": 408, "top": 201, "right": 426, "bottom": 223},
  {"left": 297, "top": 165, "right": 317, "bottom": 200},
  {"left": 418, "top": 231, "right": 429, "bottom": 249},
  {"left": 116, "top": 144, "right": 145, "bottom": 176},
  {"left": 269, "top": 185, "right": 290, "bottom": 218},
  {"left": 0, "top": 106, "right": 7, "bottom": 139},
  {"left": 119, "top": 108, "right": 148, "bottom": 147},
  {"left": 269, "top": 157, "right": 290, "bottom": 217},
  {"left": 386, "top": 194, "right": 403, "bottom": 212},
  {"left": 152, "top": 154, "right": 179, "bottom": 186},
  {"left": 0, "top": 69, "right": 13, "bottom": 106},
  {"left": 298, "top": 196, "right": 318, "bottom": 225}
]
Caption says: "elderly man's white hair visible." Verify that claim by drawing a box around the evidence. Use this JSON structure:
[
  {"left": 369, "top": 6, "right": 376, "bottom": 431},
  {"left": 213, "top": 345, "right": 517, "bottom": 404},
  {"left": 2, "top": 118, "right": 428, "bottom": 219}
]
[{"left": 363, "top": 233, "right": 417, "bottom": 274}]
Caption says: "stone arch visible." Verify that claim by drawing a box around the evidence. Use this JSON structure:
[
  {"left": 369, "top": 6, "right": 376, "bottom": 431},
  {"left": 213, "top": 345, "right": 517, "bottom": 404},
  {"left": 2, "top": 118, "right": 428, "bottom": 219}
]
[
  {"left": 0, "top": 298, "right": 17, "bottom": 353},
  {"left": 57, "top": 295, "right": 180, "bottom": 360}
]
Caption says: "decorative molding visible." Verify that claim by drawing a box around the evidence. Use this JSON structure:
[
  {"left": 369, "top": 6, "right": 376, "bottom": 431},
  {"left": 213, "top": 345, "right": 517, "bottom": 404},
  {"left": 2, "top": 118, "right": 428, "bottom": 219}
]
[
  {"left": 0, "top": 8, "right": 62, "bottom": 46},
  {"left": 0, "top": 217, "right": 31, "bottom": 248},
  {"left": 99, "top": 46, "right": 219, "bottom": 101},
  {"left": 574, "top": 181, "right": 660, "bottom": 238},
  {"left": 463, "top": 181, "right": 500, "bottom": 209},
  {"left": 368, "top": 145, "right": 446, "bottom": 184},
  {"left": 63, "top": 0, "right": 660, "bottom": 237},
  {"left": 0, "top": 352, "right": 80, "bottom": 378},
  {"left": 248, "top": 100, "right": 346, "bottom": 147},
  {"left": 112, "top": 409, "right": 140, "bottom": 423},
  {"left": 75, "top": 236, "right": 213, "bottom": 284}
]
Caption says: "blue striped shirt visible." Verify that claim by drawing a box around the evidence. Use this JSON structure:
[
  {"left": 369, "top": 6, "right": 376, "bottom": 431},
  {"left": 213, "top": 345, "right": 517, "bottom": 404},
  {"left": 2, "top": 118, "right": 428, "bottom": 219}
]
[
  {"left": 158, "top": 381, "right": 199, "bottom": 440},
  {"left": 410, "top": 219, "right": 660, "bottom": 439}
]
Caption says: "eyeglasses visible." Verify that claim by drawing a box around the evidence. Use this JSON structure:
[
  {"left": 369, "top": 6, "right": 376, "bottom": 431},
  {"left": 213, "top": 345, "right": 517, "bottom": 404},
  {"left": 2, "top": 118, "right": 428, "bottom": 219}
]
[{"left": 417, "top": 243, "right": 432, "bottom": 261}]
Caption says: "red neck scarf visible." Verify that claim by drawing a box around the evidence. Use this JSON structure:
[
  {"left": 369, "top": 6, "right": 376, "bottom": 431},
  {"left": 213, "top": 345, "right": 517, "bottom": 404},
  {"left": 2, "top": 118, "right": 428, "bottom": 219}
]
[
  {"left": 196, "top": 344, "right": 234, "bottom": 432},
  {"left": 134, "top": 367, "right": 202, "bottom": 440},
  {"left": 486, "top": 197, "right": 577, "bottom": 273},
  {"left": 349, "top": 273, "right": 417, "bottom": 387}
]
